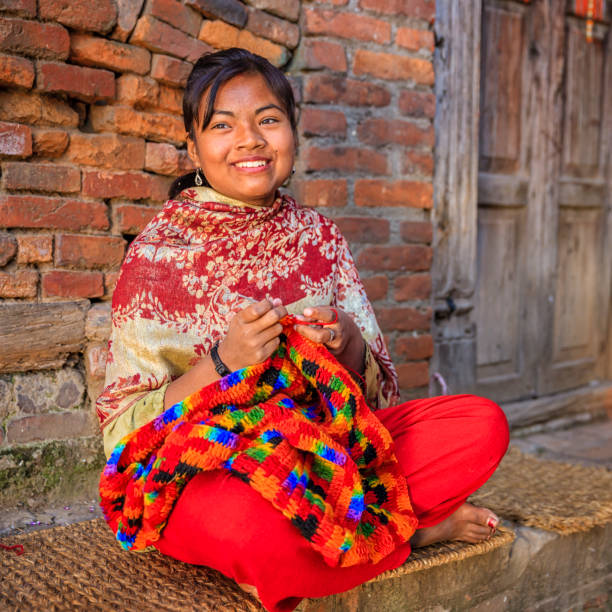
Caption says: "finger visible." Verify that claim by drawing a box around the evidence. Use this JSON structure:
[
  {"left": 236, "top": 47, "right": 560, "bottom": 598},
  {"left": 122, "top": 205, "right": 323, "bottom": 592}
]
[
  {"left": 239, "top": 298, "right": 274, "bottom": 323},
  {"left": 256, "top": 335, "right": 281, "bottom": 362},
  {"left": 302, "top": 306, "right": 336, "bottom": 323},
  {"left": 294, "top": 324, "right": 334, "bottom": 345},
  {"left": 256, "top": 322, "right": 284, "bottom": 345},
  {"left": 250, "top": 305, "right": 288, "bottom": 333}
]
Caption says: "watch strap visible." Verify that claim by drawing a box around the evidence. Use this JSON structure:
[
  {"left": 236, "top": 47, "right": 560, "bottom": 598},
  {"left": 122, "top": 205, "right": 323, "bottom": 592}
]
[{"left": 211, "top": 340, "right": 232, "bottom": 377}]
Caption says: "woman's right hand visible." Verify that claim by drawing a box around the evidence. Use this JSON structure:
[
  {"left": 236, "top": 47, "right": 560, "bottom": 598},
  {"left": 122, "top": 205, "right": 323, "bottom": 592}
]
[{"left": 217, "top": 298, "right": 288, "bottom": 371}]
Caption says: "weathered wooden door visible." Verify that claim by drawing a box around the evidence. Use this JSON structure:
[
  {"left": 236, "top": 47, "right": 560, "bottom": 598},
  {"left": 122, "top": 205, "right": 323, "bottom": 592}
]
[{"left": 473, "top": 0, "right": 612, "bottom": 404}]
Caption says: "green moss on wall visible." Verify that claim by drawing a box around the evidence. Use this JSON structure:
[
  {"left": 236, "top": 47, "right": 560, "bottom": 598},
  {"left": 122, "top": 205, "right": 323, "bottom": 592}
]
[{"left": 0, "top": 437, "right": 105, "bottom": 509}]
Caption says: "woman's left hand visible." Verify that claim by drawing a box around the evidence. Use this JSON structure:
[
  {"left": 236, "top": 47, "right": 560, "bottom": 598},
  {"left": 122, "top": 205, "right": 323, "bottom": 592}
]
[{"left": 294, "top": 306, "right": 366, "bottom": 374}]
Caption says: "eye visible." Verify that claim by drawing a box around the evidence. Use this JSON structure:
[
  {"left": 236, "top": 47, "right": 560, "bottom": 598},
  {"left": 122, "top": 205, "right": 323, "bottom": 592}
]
[
  {"left": 261, "top": 116, "right": 280, "bottom": 125},
  {"left": 210, "top": 121, "right": 230, "bottom": 130}
]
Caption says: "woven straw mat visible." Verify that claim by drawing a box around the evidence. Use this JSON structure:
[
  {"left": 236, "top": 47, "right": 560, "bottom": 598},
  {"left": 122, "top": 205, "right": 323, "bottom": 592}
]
[
  {"left": 0, "top": 519, "right": 513, "bottom": 611},
  {"left": 470, "top": 445, "right": 612, "bottom": 534}
]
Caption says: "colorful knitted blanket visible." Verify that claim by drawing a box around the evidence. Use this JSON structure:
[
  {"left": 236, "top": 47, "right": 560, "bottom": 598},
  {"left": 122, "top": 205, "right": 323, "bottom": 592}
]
[{"left": 99, "top": 317, "right": 417, "bottom": 567}]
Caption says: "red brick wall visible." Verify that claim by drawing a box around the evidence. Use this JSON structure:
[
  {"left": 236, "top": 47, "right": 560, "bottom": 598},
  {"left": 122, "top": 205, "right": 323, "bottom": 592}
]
[{"left": 0, "top": 0, "right": 435, "bottom": 494}]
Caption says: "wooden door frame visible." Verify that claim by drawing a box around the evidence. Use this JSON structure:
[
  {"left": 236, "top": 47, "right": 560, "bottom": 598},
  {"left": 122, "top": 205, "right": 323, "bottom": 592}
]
[{"left": 432, "top": 0, "right": 612, "bottom": 422}]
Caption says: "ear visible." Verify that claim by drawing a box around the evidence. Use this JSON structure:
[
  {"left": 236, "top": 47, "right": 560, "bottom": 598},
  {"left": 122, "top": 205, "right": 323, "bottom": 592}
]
[{"left": 187, "top": 137, "right": 200, "bottom": 168}]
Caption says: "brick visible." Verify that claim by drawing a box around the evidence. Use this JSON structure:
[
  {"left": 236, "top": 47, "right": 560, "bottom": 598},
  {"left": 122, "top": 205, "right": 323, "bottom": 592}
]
[
  {"left": 0, "top": 53, "right": 34, "bottom": 87},
  {"left": 39, "top": 0, "right": 117, "bottom": 34},
  {"left": 150, "top": 53, "right": 191, "bottom": 87},
  {"left": 3, "top": 162, "right": 80, "bottom": 194},
  {"left": 146, "top": 0, "right": 202, "bottom": 37},
  {"left": 355, "top": 180, "right": 433, "bottom": 209},
  {"left": 404, "top": 150, "right": 434, "bottom": 177},
  {"left": 304, "top": 9, "right": 390, "bottom": 44},
  {"left": 0, "top": 233, "right": 17, "bottom": 266},
  {"left": 6, "top": 410, "right": 93, "bottom": 443},
  {"left": 297, "top": 40, "right": 347, "bottom": 73},
  {"left": 361, "top": 275, "right": 388, "bottom": 302},
  {"left": 303, "top": 74, "right": 390, "bottom": 107},
  {"left": 244, "top": 0, "right": 300, "bottom": 22},
  {"left": 16, "top": 234, "right": 53, "bottom": 263},
  {"left": 116, "top": 73, "right": 160, "bottom": 108},
  {"left": 55, "top": 234, "right": 126, "bottom": 269},
  {"left": 82, "top": 170, "right": 171, "bottom": 202},
  {"left": 357, "top": 245, "right": 432, "bottom": 272},
  {"left": 376, "top": 307, "right": 432, "bottom": 332},
  {"left": 131, "top": 15, "right": 210, "bottom": 62},
  {"left": 0, "top": 17, "right": 70, "bottom": 60},
  {"left": 36, "top": 61, "right": 115, "bottom": 103},
  {"left": 396, "top": 361, "right": 429, "bottom": 390},
  {"left": 395, "top": 334, "right": 433, "bottom": 360},
  {"left": 145, "top": 142, "right": 180, "bottom": 175},
  {"left": 299, "top": 108, "right": 346, "bottom": 138},
  {"left": 85, "top": 342, "right": 108, "bottom": 379},
  {"left": 334, "top": 217, "right": 389, "bottom": 243},
  {"left": 400, "top": 221, "right": 433, "bottom": 244},
  {"left": 90, "top": 105, "right": 186, "bottom": 146},
  {"left": 0, "top": 269, "right": 37, "bottom": 298},
  {"left": 42, "top": 270, "right": 104, "bottom": 299},
  {"left": 158, "top": 84, "right": 183, "bottom": 114},
  {"left": 198, "top": 20, "right": 289, "bottom": 67},
  {"left": 32, "top": 128, "right": 69, "bottom": 157},
  {"left": 396, "top": 27, "right": 434, "bottom": 52},
  {"left": 394, "top": 273, "right": 431, "bottom": 300},
  {"left": 399, "top": 90, "right": 436, "bottom": 119},
  {"left": 185, "top": 0, "right": 248, "bottom": 27},
  {"left": 305, "top": 147, "right": 388, "bottom": 175},
  {"left": 112, "top": 0, "right": 145, "bottom": 42},
  {"left": 292, "top": 179, "right": 347, "bottom": 208},
  {"left": 247, "top": 9, "right": 300, "bottom": 48},
  {"left": 114, "top": 203, "right": 162, "bottom": 234},
  {"left": 0, "top": 0, "right": 37, "bottom": 18},
  {"left": 0, "top": 91, "right": 79, "bottom": 127},
  {"left": 70, "top": 33, "right": 151, "bottom": 75},
  {"left": 0, "top": 121, "right": 32, "bottom": 158},
  {"left": 354, "top": 50, "right": 434, "bottom": 85},
  {"left": 104, "top": 270, "right": 120, "bottom": 295},
  {"left": 66, "top": 134, "right": 145, "bottom": 171},
  {"left": 359, "top": 0, "right": 435, "bottom": 22},
  {"left": 358, "top": 119, "right": 434, "bottom": 148},
  {"left": 310, "top": 0, "right": 348, "bottom": 4},
  {"left": 0, "top": 194, "right": 109, "bottom": 231}
]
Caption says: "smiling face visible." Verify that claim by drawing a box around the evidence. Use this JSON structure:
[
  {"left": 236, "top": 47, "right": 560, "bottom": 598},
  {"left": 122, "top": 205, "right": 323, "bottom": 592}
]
[{"left": 187, "top": 72, "right": 296, "bottom": 207}]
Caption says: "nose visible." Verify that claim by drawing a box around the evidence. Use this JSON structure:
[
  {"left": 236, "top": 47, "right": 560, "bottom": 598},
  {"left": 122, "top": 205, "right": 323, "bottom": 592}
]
[{"left": 236, "top": 120, "right": 265, "bottom": 150}]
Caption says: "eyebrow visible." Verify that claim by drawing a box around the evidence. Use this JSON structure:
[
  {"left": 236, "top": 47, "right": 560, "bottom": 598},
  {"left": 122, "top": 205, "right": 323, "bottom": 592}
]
[{"left": 211, "top": 104, "right": 284, "bottom": 117}]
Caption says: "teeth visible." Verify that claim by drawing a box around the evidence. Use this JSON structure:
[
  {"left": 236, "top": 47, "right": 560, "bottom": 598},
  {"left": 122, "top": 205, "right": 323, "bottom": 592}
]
[{"left": 236, "top": 160, "right": 267, "bottom": 168}]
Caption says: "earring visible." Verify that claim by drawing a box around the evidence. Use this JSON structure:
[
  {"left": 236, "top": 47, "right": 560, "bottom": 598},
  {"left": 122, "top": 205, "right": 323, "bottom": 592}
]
[
  {"left": 291, "top": 167, "right": 296, "bottom": 175},
  {"left": 195, "top": 168, "right": 203, "bottom": 186}
]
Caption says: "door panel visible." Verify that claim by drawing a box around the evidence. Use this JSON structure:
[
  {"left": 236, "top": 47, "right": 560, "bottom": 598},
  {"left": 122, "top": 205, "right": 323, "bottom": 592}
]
[{"left": 475, "top": 0, "right": 610, "bottom": 403}]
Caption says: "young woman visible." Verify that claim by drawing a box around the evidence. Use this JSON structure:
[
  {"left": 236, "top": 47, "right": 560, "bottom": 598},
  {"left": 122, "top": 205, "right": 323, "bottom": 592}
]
[{"left": 97, "top": 48, "right": 509, "bottom": 612}]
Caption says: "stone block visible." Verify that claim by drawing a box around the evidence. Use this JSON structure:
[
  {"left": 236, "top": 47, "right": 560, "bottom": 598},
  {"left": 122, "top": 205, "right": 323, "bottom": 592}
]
[
  {"left": 0, "top": 301, "right": 87, "bottom": 372},
  {"left": 12, "top": 367, "right": 85, "bottom": 415},
  {"left": 85, "top": 302, "right": 111, "bottom": 342},
  {"left": 0, "top": 232, "right": 17, "bottom": 266},
  {"left": 0, "top": 437, "right": 105, "bottom": 508}
]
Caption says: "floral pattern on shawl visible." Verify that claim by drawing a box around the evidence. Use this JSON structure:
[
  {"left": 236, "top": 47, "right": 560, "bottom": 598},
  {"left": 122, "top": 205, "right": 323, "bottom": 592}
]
[{"left": 96, "top": 188, "right": 399, "bottom": 431}]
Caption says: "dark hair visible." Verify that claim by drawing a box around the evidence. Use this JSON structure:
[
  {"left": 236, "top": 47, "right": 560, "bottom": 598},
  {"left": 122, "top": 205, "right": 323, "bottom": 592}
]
[{"left": 169, "top": 48, "right": 298, "bottom": 199}]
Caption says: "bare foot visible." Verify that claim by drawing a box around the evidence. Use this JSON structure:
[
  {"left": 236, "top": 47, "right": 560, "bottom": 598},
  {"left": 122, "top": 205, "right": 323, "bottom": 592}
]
[{"left": 410, "top": 502, "right": 499, "bottom": 548}]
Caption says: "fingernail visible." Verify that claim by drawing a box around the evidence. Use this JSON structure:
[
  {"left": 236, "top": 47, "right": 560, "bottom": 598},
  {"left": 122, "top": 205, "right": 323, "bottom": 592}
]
[
  {"left": 303, "top": 308, "right": 312, "bottom": 316},
  {"left": 272, "top": 298, "right": 282, "bottom": 306}
]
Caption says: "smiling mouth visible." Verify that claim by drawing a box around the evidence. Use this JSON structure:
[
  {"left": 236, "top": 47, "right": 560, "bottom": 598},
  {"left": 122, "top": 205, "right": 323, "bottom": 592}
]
[{"left": 234, "top": 160, "right": 270, "bottom": 168}]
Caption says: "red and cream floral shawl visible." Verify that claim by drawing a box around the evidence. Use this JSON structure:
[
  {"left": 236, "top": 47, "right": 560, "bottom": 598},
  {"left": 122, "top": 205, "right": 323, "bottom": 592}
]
[{"left": 97, "top": 187, "right": 399, "bottom": 453}]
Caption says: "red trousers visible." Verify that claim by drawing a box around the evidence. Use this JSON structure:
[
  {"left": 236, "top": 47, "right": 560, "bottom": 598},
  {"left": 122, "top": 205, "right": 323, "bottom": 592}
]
[{"left": 155, "top": 395, "right": 509, "bottom": 612}]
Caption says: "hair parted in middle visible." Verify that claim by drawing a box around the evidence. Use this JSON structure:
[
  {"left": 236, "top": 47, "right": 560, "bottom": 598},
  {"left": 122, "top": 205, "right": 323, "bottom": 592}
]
[{"left": 169, "top": 48, "right": 298, "bottom": 199}]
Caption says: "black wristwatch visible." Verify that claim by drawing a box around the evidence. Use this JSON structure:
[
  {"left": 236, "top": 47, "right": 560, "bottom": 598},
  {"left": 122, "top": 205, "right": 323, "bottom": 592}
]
[{"left": 211, "top": 340, "right": 232, "bottom": 377}]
